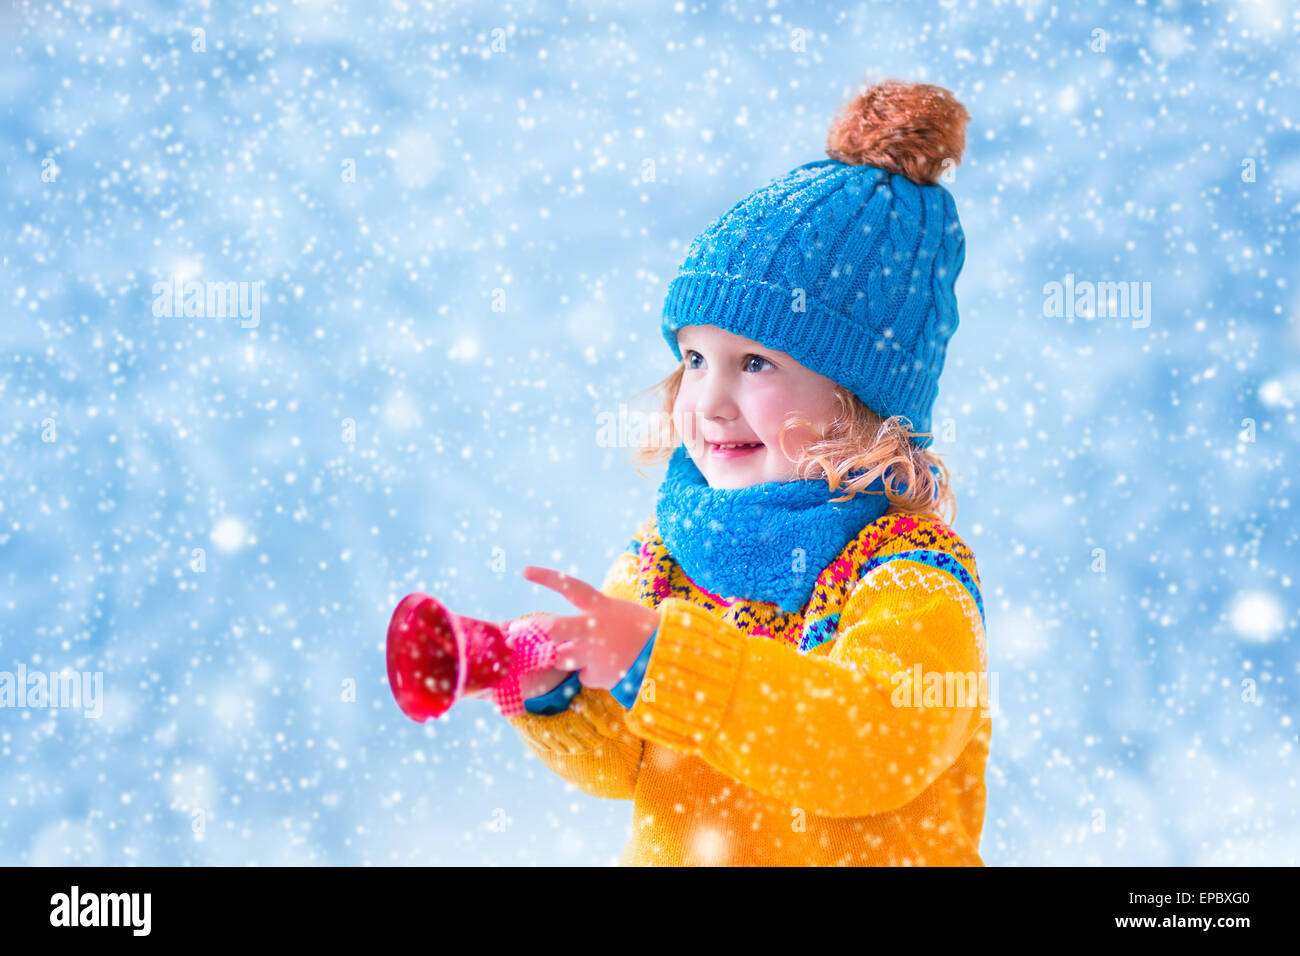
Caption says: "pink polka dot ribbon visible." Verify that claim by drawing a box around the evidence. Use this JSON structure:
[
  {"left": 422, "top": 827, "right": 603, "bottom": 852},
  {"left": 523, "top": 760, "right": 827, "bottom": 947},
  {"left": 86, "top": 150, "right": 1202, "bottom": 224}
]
[{"left": 492, "top": 616, "right": 561, "bottom": 718}]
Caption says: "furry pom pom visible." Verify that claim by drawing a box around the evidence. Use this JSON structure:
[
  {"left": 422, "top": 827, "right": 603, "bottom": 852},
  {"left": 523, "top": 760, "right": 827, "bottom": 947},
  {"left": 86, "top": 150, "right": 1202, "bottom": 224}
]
[{"left": 826, "top": 79, "right": 969, "bottom": 185}]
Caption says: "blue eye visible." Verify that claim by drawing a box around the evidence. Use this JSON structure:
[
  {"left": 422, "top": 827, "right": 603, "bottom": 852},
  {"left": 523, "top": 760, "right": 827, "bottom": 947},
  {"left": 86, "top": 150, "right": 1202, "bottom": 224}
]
[{"left": 683, "top": 351, "right": 771, "bottom": 372}]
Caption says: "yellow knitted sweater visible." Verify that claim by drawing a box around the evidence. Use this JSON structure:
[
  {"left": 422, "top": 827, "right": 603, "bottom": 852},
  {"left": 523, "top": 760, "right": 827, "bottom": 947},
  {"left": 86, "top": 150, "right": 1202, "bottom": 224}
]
[{"left": 507, "top": 508, "right": 991, "bottom": 866}]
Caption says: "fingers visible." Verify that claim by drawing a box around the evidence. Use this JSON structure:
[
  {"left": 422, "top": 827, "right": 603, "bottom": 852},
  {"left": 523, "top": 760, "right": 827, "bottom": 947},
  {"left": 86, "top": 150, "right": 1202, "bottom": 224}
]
[
  {"left": 543, "top": 614, "right": 600, "bottom": 645},
  {"left": 522, "top": 565, "right": 604, "bottom": 611},
  {"left": 553, "top": 641, "right": 579, "bottom": 671},
  {"left": 521, "top": 566, "right": 603, "bottom": 671}
]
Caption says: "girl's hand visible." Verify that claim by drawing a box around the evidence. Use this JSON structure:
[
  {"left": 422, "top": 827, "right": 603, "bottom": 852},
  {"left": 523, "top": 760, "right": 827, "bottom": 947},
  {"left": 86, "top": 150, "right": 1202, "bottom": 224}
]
[{"left": 521, "top": 566, "right": 660, "bottom": 691}]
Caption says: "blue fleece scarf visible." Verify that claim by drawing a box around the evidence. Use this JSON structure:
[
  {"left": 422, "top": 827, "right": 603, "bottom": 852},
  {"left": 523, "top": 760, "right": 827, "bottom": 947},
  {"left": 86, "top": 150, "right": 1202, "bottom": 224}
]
[{"left": 655, "top": 444, "right": 893, "bottom": 613}]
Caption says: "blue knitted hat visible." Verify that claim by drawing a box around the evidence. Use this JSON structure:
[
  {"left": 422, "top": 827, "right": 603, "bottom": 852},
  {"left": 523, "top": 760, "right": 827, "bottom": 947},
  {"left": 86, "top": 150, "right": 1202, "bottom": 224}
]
[{"left": 661, "top": 80, "right": 969, "bottom": 449}]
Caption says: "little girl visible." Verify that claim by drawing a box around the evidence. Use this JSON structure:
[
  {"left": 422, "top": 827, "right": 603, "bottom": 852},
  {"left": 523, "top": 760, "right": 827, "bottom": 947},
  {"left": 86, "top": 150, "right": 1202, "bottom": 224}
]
[{"left": 505, "top": 79, "right": 989, "bottom": 866}]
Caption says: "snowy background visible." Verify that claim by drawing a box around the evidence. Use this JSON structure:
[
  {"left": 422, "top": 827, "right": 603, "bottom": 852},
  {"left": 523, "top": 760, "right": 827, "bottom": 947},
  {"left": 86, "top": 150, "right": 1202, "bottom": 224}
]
[{"left": 2, "top": 0, "right": 1297, "bottom": 865}]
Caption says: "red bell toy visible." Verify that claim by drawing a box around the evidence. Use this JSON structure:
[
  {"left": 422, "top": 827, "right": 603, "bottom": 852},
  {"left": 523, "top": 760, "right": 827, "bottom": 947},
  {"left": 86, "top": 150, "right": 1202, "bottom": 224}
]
[{"left": 386, "top": 592, "right": 562, "bottom": 721}]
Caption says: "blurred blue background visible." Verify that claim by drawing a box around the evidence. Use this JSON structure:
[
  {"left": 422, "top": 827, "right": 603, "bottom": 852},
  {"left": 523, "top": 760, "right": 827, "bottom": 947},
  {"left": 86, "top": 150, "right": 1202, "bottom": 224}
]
[{"left": 1, "top": 0, "right": 1296, "bottom": 865}]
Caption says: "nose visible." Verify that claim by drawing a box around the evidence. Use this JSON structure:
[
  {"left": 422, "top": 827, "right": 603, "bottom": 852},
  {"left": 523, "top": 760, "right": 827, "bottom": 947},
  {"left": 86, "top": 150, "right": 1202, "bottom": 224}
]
[{"left": 693, "top": 370, "right": 739, "bottom": 425}]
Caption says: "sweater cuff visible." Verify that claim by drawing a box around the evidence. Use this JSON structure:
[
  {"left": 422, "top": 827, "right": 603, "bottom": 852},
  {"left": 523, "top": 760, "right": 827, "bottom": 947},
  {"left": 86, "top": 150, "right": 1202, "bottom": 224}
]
[
  {"left": 610, "top": 626, "right": 658, "bottom": 709},
  {"left": 523, "top": 671, "right": 582, "bottom": 716},
  {"left": 625, "top": 598, "right": 745, "bottom": 751}
]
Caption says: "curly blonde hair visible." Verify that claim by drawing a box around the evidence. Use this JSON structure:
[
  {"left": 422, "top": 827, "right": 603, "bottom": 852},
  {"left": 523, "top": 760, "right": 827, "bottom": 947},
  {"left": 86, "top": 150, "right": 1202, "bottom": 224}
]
[{"left": 624, "top": 361, "right": 957, "bottom": 526}]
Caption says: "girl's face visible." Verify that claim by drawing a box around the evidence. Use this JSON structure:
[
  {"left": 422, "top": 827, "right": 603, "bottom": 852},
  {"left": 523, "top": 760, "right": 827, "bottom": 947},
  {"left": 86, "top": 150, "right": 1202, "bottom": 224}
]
[{"left": 671, "top": 324, "right": 843, "bottom": 488}]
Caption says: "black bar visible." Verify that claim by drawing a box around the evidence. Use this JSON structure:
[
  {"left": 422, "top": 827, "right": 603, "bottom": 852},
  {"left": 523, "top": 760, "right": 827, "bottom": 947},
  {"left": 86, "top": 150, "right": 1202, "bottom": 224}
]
[{"left": 0, "top": 866, "right": 1282, "bottom": 942}]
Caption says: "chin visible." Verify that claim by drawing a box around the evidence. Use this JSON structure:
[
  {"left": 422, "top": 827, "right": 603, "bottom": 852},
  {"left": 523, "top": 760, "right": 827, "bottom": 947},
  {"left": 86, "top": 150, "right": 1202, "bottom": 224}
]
[{"left": 702, "top": 461, "right": 762, "bottom": 489}]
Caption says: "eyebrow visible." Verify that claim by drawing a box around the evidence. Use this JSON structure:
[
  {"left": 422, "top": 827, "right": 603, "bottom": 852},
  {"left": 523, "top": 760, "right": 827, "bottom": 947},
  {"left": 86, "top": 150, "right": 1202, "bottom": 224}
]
[{"left": 680, "top": 339, "right": 780, "bottom": 360}]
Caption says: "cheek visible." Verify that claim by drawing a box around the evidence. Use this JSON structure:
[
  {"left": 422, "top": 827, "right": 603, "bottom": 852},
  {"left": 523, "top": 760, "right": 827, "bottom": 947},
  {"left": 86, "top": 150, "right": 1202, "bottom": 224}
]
[
  {"left": 809, "top": 388, "right": 842, "bottom": 428},
  {"left": 744, "top": 391, "right": 797, "bottom": 441},
  {"left": 748, "top": 383, "right": 837, "bottom": 445},
  {"left": 672, "top": 391, "right": 696, "bottom": 440}
]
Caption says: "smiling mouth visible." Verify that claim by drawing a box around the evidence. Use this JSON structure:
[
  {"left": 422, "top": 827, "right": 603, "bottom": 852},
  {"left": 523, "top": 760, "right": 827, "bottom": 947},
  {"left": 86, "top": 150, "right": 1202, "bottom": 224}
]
[{"left": 708, "top": 441, "right": 763, "bottom": 459}]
